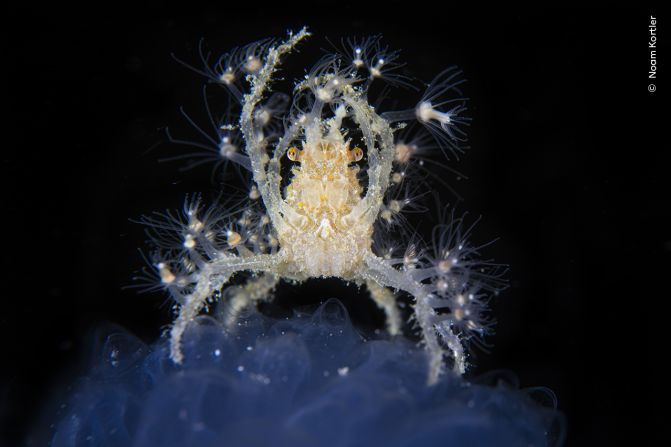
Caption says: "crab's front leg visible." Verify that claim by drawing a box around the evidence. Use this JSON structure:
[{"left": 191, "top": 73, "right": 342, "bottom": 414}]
[
  {"left": 365, "top": 280, "right": 401, "bottom": 336},
  {"left": 169, "top": 253, "right": 281, "bottom": 363},
  {"left": 217, "top": 273, "right": 280, "bottom": 329},
  {"left": 361, "top": 253, "right": 466, "bottom": 385}
]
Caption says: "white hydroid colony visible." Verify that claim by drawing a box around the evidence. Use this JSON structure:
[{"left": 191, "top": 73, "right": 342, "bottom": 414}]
[{"left": 143, "top": 28, "right": 505, "bottom": 385}]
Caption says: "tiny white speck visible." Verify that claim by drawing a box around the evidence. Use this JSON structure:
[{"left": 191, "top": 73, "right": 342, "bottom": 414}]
[
  {"left": 214, "top": 349, "right": 221, "bottom": 357},
  {"left": 337, "top": 366, "right": 349, "bottom": 376},
  {"left": 237, "top": 365, "right": 245, "bottom": 372}
]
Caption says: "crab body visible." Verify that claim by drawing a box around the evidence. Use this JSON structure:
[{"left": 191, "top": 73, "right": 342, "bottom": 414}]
[{"left": 278, "top": 123, "right": 371, "bottom": 278}]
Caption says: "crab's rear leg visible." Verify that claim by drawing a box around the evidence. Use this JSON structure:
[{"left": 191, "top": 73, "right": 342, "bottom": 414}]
[
  {"left": 365, "top": 280, "right": 401, "bottom": 336},
  {"left": 168, "top": 253, "right": 281, "bottom": 363},
  {"left": 362, "top": 253, "right": 466, "bottom": 385},
  {"left": 217, "top": 273, "right": 280, "bottom": 329}
]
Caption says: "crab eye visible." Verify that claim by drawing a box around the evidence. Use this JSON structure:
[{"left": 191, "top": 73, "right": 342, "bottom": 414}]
[
  {"left": 349, "top": 147, "right": 364, "bottom": 162},
  {"left": 287, "top": 147, "right": 301, "bottom": 161}
]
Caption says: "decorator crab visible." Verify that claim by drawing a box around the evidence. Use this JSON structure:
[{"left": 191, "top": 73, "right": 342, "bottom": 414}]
[{"left": 141, "top": 28, "right": 505, "bottom": 384}]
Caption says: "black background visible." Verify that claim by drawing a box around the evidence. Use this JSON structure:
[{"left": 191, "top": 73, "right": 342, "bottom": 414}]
[{"left": 3, "top": 5, "right": 660, "bottom": 446}]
